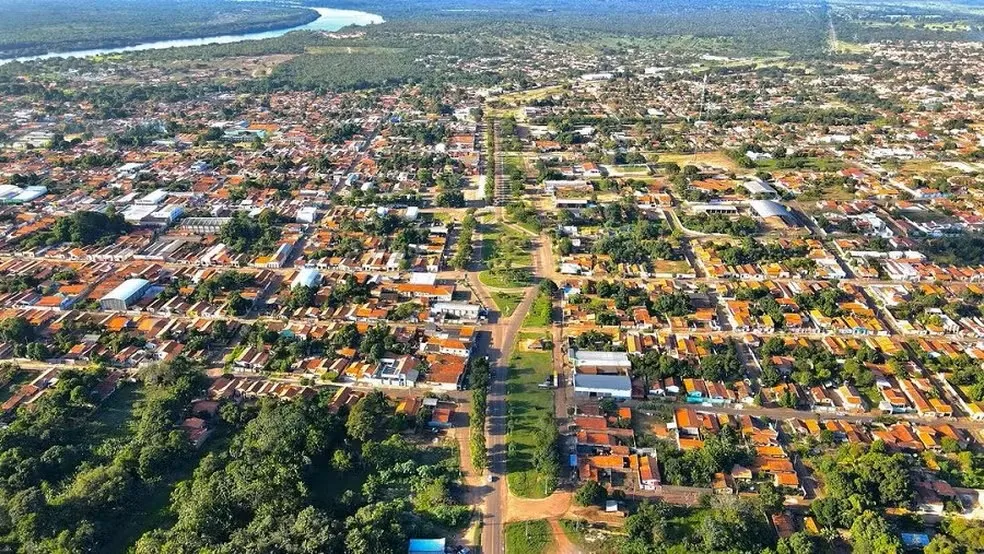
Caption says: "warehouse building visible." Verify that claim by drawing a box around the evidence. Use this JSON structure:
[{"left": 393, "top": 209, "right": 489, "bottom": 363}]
[
  {"left": 572, "top": 374, "right": 633, "bottom": 399},
  {"left": 690, "top": 202, "right": 740, "bottom": 216},
  {"left": 572, "top": 350, "right": 634, "bottom": 399},
  {"left": 748, "top": 199, "right": 800, "bottom": 227},
  {"left": 99, "top": 279, "right": 151, "bottom": 311},
  {"left": 291, "top": 268, "right": 322, "bottom": 289},
  {"left": 179, "top": 217, "right": 231, "bottom": 235}
]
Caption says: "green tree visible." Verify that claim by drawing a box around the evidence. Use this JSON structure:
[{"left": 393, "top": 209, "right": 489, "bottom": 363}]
[
  {"left": 777, "top": 532, "right": 820, "bottom": 554},
  {"left": 700, "top": 496, "right": 770, "bottom": 552},
  {"left": 470, "top": 431, "right": 487, "bottom": 471},
  {"left": 574, "top": 480, "right": 607, "bottom": 507},
  {"left": 758, "top": 481, "right": 785, "bottom": 514},
  {"left": 811, "top": 496, "right": 855, "bottom": 529},
  {"left": 332, "top": 450, "right": 354, "bottom": 472},
  {"left": 925, "top": 535, "right": 963, "bottom": 554},
  {"left": 344, "top": 500, "right": 409, "bottom": 554},
  {"left": 0, "top": 316, "right": 34, "bottom": 343},
  {"left": 219, "top": 210, "right": 283, "bottom": 255},
  {"left": 851, "top": 511, "right": 902, "bottom": 554},
  {"left": 624, "top": 499, "right": 671, "bottom": 546},
  {"left": 346, "top": 390, "right": 388, "bottom": 442}
]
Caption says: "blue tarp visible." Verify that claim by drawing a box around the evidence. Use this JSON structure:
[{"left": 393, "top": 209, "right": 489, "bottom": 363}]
[{"left": 569, "top": 454, "right": 578, "bottom": 467}]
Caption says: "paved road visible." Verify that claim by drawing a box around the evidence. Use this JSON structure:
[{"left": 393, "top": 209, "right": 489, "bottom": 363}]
[
  {"left": 481, "top": 222, "right": 548, "bottom": 554},
  {"left": 483, "top": 283, "right": 538, "bottom": 554},
  {"left": 480, "top": 118, "right": 511, "bottom": 554},
  {"left": 552, "top": 324, "right": 571, "bottom": 421}
]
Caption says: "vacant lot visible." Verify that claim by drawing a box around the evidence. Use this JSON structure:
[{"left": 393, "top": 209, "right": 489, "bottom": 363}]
[
  {"left": 658, "top": 151, "right": 739, "bottom": 172},
  {"left": 494, "top": 85, "right": 566, "bottom": 106},
  {"left": 505, "top": 519, "right": 553, "bottom": 554},
  {"left": 90, "top": 382, "right": 144, "bottom": 441}
]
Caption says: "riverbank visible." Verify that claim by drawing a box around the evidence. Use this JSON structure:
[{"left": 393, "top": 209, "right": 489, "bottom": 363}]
[{"left": 0, "top": 5, "right": 382, "bottom": 65}]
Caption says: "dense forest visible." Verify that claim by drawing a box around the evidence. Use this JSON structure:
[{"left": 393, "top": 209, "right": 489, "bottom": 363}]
[
  {"left": 0, "top": 358, "right": 469, "bottom": 553},
  {"left": 0, "top": 0, "right": 318, "bottom": 58},
  {"left": 10, "top": 0, "right": 977, "bottom": 96},
  {"left": 134, "top": 390, "right": 468, "bottom": 553},
  {"left": 4, "top": 0, "right": 982, "bottom": 76},
  {"left": 0, "top": 359, "right": 206, "bottom": 551},
  {"left": 831, "top": 3, "right": 984, "bottom": 45},
  {"left": 2, "top": 0, "right": 835, "bottom": 63},
  {"left": 318, "top": 0, "right": 831, "bottom": 56}
]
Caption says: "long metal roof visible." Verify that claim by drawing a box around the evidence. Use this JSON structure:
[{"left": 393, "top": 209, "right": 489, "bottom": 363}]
[{"left": 101, "top": 278, "right": 150, "bottom": 302}]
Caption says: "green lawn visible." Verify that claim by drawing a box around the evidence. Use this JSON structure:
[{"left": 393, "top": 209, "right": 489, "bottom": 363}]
[
  {"left": 505, "top": 519, "right": 553, "bottom": 554},
  {"left": 522, "top": 292, "right": 552, "bottom": 327},
  {"left": 480, "top": 269, "right": 532, "bottom": 289},
  {"left": 91, "top": 382, "right": 144, "bottom": 442},
  {"left": 898, "top": 208, "right": 955, "bottom": 225},
  {"left": 481, "top": 224, "right": 533, "bottom": 270},
  {"left": 515, "top": 220, "right": 541, "bottom": 235},
  {"left": 492, "top": 292, "right": 523, "bottom": 317},
  {"left": 666, "top": 507, "right": 710, "bottom": 542},
  {"left": 503, "top": 155, "right": 525, "bottom": 175},
  {"left": 430, "top": 211, "right": 455, "bottom": 224},
  {"left": 506, "top": 349, "right": 554, "bottom": 499},
  {"left": 607, "top": 164, "right": 651, "bottom": 176},
  {"left": 755, "top": 156, "right": 844, "bottom": 172},
  {"left": 468, "top": 520, "right": 483, "bottom": 551}
]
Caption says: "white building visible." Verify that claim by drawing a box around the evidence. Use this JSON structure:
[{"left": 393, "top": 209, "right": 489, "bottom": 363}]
[
  {"left": 572, "top": 350, "right": 633, "bottom": 399},
  {"left": 291, "top": 268, "right": 321, "bottom": 289},
  {"left": 100, "top": 279, "right": 151, "bottom": 311},
  {"left": 296, "top": 206, "right": 318, "bottom": 224},
  {"left": 136, "top": 188, "right": 168, "bottom": 205},
  {"left": 581, "top": 72, "right": 614, "bottom": 81},
  {"left": 573, "top": 374, "right": 632, "bottom": 399},
  {"left": 430, "top": 302, "right": 481, "bottom": 321},
  {"left": 573, "top": 350, "right": 632, "bottom": 370}
]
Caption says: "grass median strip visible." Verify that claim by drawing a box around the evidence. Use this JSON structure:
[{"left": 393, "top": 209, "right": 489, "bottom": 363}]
[
  {"left": 522, "top": 292, "right": 552, "bottom": 327},
  {"left": 492, "top": 291, "right": 523, "bottom": 317},
  {"left": 505, "top": 346, "right": 556, "bottom": 499}
]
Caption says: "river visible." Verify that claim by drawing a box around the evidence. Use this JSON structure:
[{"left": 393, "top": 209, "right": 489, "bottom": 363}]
[{"left": 0, "top": 7, "right": 384, "bottom": 65}]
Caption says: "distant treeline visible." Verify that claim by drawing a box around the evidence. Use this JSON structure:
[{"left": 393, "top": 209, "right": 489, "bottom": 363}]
[
  {"left": 316, "top": 0, "right": 830, "bottom": 56},
  {"left": 8, "top": 0, "right": 979, "bottom": 98},
  {"left": 0, "top": 0, "right": 318, "bottom": 58},
  {"left": 832, "top": 10, "right": 984, "bottom": 45}
]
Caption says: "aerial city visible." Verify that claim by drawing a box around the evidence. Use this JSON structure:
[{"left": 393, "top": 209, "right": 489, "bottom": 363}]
[{"left": 1, "top": 0, "right": 984, "bottom": 552}]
